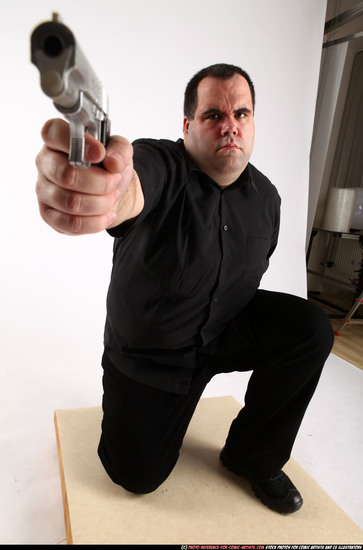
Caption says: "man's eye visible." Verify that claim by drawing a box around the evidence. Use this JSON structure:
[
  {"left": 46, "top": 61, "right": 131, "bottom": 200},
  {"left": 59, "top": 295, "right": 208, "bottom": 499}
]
[
  {"left": 236, "top": 112, "right": 246, "bottom": 119},
  {"left": 208, "top": 113, "right": 220, "bottom": 120}
]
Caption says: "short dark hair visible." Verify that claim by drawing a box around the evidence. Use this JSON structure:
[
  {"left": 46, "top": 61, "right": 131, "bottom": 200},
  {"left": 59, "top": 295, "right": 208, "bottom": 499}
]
[{"left": 184, "top": 63, "right": 255, "bottom": 120}]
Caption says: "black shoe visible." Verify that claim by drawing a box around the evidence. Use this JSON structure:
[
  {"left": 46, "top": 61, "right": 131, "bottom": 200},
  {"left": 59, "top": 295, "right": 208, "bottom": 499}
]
[{"left": 220, "top": 446, "right": 303, "bottom": 514}]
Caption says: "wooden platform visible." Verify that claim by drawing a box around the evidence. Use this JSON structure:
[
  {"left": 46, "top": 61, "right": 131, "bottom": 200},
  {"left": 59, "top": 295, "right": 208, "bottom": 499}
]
[{"left": 54, "top": 396, "right": 363, "bottom": 545}]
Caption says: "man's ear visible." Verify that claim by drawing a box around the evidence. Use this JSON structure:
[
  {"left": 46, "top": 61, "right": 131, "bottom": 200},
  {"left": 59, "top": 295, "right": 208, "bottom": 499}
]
[{"left": 183, "top": 116, "right": 190, "bottom": 136}]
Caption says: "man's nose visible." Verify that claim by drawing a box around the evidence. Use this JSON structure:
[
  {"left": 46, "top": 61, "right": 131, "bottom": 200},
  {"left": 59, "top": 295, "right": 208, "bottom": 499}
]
[{"left": 221, "top": 117, "right": 238, "bottom": 136}]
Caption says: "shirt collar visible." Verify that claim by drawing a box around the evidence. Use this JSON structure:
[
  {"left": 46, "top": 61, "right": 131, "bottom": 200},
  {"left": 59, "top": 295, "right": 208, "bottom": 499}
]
[{"left": 177, "top": 138, "right": 252, "bottom": 192}]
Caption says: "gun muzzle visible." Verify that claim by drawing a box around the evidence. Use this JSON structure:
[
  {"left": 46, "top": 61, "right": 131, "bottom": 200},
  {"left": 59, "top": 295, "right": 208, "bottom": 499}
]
[
  {"left": 31, "top": 14, "right": 78, "bottom": 105},
  {"left": 31, "top": 13, "right": 110, "bottom": 168}
]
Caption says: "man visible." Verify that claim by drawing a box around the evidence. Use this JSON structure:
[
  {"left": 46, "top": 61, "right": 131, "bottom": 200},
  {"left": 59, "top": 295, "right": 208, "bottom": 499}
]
[{"left": 35, "top": 64, "right": 334, "bottom": 514}]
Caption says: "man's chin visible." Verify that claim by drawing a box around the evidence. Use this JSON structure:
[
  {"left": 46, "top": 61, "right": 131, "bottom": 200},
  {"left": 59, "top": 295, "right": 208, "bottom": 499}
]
[
  {"left": 211, "top": 160, "right": 248, "bottom": 186},
  {"left": 216, "top": 155, "right": 247, "bottom": 173}
]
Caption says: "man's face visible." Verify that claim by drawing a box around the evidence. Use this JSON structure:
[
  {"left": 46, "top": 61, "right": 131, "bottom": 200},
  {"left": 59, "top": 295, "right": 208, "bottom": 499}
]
[{"left": 183, "top": 74, "right": 255, "bottom": 187}]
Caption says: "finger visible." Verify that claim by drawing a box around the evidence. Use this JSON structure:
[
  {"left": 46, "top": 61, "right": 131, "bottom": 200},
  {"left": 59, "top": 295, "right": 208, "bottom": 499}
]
[
  {"left": 41, "top": 118, "right": 106, "bottom": 164},
  {"left": 36, "top": 174, "right": 122, "bottom": 217},
  {"left": 36, "top": 146, "right": 121, "bottom": 196},
  {"left": 38, "top": 202, "right": 117, "bottom": 236},
  {"left": 41, "top": 118, "right": 70, "bottom": 153}
]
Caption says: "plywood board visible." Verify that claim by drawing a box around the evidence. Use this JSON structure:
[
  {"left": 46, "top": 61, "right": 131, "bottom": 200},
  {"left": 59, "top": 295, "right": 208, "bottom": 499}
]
[{"left": 54, "top": 396, "right": 363, "bottom": 544}]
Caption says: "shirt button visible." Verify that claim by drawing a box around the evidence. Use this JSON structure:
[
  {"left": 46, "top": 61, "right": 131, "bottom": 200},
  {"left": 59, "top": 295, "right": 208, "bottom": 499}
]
[
  {"left": 214, "top": 296, "right": 219, "bottom": 302},
  {"left": 223, "top": 225, "right": 228, "bottom": 231}
]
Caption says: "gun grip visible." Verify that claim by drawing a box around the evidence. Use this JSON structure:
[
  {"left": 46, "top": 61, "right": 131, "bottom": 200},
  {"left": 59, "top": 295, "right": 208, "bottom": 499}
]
[
  {"left": 63, "top": 91, "right": 110, "bottom": 168},
  {"left": 67, "top": 119, "right": 90, "bottom": 168}
]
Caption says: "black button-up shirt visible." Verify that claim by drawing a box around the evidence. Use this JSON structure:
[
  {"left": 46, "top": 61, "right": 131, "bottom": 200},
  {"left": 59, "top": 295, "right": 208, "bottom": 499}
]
[{"left": 103, "top": 138, "right": 280, "bottom": 393}]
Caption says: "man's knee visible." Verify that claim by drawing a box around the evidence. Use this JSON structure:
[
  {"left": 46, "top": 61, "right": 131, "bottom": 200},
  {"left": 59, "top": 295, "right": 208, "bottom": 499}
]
[
  {"left": 254, "top": 291, "right": 334, "bottom": 363},
  {"left": 300, "top": 298, "right": 334, "bottom": 357},
  {"left": 265, "top": 292, "right": 334, "bottom": 353},
  {"left": 110, "top": 468, "right": 165, "bottom": 495},
  {"left": 98, "top": 438, "right": 176, "bottom": 494}
]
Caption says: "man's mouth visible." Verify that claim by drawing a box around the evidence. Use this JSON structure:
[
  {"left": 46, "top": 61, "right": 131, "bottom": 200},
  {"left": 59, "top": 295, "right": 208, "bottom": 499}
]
[{"left": 218, "top": 142, "right": 240, "bottom": 151}]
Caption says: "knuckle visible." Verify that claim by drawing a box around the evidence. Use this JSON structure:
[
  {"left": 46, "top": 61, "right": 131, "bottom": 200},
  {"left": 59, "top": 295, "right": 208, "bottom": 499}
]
[
  {"left": 35, "top": 145, "right": 49, "bottom": 172},
  {"left": 35, "top": 177, "right": 41, "bottom": 196},
  {"left": 35, "top": 150, "right": 42, "bottom": 170},
  {"left": 41, "top": 118, "right": 66, "bottom": 144},
  {"left": 65, "top": 190, "right": 83, "bottom": 214},
  {"left": 70, "top": 215, "right": 83, "bottom": 234},
  {"left": 38, "top": 202, "right": 48, "bottom": 223},
  {"left": 57, "top": 161, "right": 77, "bottom": 188},
  {"left": 40, "top": 119, "right": 52, "bottom": 142},
  {"left": 100, "top": 172, "right": 116, "bottom": 195},
  {"left": 40, "top": 204, "right": 61, "bottom": 232},
  {"left": 35, "top": 173, "right": 48, "bottom": 201}
]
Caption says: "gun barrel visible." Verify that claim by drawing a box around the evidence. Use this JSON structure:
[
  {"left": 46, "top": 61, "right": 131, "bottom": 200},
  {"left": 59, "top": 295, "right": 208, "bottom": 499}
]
[
  {"left": 31, "top": 14, "right": 110, "bottom": 167},
  {"left": 31, "top": 16, "right": 108, "bottom": 114}
]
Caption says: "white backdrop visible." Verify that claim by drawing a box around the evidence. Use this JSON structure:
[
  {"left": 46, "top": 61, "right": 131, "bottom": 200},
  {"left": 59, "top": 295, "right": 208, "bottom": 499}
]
[{"left": 0, "top": 0, "right": 328, "bottom": 543}]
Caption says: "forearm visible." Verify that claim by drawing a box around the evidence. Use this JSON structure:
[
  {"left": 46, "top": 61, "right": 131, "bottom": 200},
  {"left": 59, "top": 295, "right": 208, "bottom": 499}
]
[{"left": 109, "top": 170, "right": 144, "bottom": 229}]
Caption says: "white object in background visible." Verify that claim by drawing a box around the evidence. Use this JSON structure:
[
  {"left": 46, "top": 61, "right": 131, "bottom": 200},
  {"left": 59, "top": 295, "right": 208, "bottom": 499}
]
[
  {"left": 322, "top": 187, "right": 357, "bottom": 232},
  {"left": 351, "top": 188, "right": 363, "bottom": 230}
]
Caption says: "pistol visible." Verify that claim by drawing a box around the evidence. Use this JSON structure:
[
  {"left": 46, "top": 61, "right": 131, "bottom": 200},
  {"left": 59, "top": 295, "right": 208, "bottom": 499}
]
[{"left": 31, "top": 13, "right": 110, "bottom": 168}]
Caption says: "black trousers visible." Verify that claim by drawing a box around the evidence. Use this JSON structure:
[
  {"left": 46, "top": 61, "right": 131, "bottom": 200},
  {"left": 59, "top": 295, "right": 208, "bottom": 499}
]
[{"left": 98, "top": 291, "right": 334, "bottom": 493}]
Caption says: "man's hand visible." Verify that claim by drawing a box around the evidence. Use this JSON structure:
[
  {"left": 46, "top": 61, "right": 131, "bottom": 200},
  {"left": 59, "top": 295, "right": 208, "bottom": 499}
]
[{"left": 35, "top": 118, "right": 143, "bottom": 235}]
